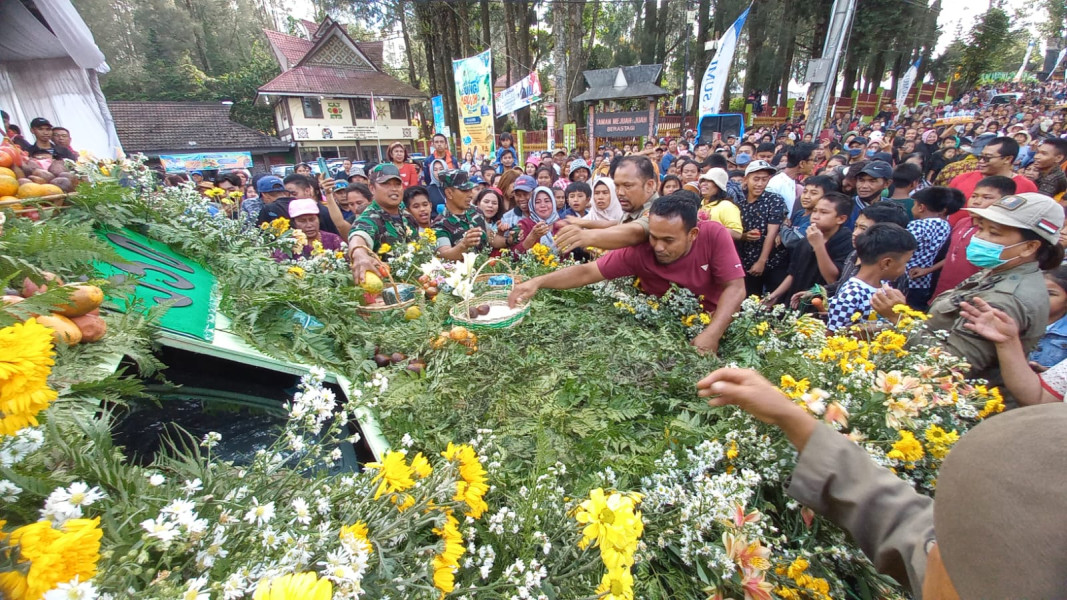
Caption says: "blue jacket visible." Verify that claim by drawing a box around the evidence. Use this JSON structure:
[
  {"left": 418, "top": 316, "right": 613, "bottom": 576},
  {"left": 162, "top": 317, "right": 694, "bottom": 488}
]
[{"left": 1031, "top": 316, "right": 1067, "bottom": 368}]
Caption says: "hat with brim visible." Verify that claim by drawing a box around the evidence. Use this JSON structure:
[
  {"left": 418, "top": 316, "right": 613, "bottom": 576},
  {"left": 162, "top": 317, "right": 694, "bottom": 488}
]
[
  {"left": 967, "top": 192, "right": 1064, "bottom": 245},
  {"left": 288, "top": 198, "right": 319, "bottom": 219},
  {"left": 935, "top": 403, "right": 1067, "bottom": 599},
  {"left": 369, "top": 163, "right": 402, "bottom": 184},
  {"left": 699, "top": 167, "right": 729, "bottom": 192},
  {"left": 438, "top": 169, "right": 475, "bottom": 191},
  {"left": 744, "top": 160, "right": 777, "bottom": 176}
]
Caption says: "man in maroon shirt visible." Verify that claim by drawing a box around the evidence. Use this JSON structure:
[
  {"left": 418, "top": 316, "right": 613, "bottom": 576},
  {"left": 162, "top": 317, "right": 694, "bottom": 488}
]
[
  {"left": 947, "top": 136, "right": 1037, "bottom": 227},
  {"left": 507, "top": 193, "right": 746, "bottom": 354}
]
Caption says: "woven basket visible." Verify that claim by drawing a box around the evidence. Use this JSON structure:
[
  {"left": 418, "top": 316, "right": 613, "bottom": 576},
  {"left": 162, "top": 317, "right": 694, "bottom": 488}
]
[
  {"left": 357, "top": 257, "right": 417, "bottom": 316},
  {"left": 448, "top": 260, "right": 529, "bottom": 330}
]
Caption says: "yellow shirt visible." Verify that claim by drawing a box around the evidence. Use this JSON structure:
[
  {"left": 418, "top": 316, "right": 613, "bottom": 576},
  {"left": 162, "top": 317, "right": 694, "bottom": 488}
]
[{"left": 699, "top": 200, "right": 743, "bottom": 234}]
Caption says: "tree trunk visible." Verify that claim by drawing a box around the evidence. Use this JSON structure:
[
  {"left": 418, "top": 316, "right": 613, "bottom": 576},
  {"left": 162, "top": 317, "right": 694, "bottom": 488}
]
[
  {"left": 515, "top": 0, "right": 533, "bottom": 129},
  {"left": 692, "top": 0, "right": 711, "bottom": 119},
  {"left": 641, "top": 0, "right": 658, "bottom": 65},
  {"left": 458, "top": 0, "right": 471, "bottom": 55},
  {"left": 742, "top": 0, "right": 765, "bottom": 101},
  {"left": 180, "top": 0, "right": 212, "bottom": 73},
  {"left": 398, "top": 0, "right": 419, "bottom": 88},
  {"left": 654, "top": 0, "right": 669, "bottom": 66},
  {"left": 553, "top": 0, "right": 568, "bottom": 124}
]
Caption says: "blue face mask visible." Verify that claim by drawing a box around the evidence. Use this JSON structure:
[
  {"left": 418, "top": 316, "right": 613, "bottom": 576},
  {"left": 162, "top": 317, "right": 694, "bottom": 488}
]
[
  {"left": 848, "top": 147, "right": 862, "bottom": 157},
  {"left": 865, "top": 149, "right": 876, "bottom": 157},
  {"left": 737, "top": 152, "right": 751, "bottom": 163},
  {"left": 965, "top": 237, "right": 1026, "bottom": 268}
]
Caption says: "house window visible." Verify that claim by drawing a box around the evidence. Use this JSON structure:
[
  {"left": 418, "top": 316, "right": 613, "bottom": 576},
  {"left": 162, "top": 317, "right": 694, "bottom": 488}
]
[
  {"left": 302, "top": 97, "right": 323, "bottom": 119},
  {"left": 351, "top": 98, "right": 372, "bottom": 120},
  {"left": 389, "top": 99, "right": 409, "bottom": 121}
]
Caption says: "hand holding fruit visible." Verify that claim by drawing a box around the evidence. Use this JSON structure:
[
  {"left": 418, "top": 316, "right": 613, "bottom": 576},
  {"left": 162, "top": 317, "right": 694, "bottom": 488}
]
[
  {"left": 742, "top": 229, "right": 762, "bottom": 242},
  {"left": 458, "top": 228, "right": 483, "bottom": 250}
]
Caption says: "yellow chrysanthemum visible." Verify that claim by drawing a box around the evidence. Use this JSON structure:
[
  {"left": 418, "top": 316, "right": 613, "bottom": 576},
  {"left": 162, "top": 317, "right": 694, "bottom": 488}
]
[
  {"left": 786, "top": 557, "right": 809, "bottom": 580},
  {"left": 574, "top": 488, "right": 644, "bottom": 568},
  {"left": 411, "top": 452, "right": 433, "bottom": 479},
  {"left": 0, "top": 518, "right": 102, "bottom": 600},
  {"left": 441, "top": 443, "right": 488, "bottom": 519},
  {"left": 432, "top": 513, "right": 465, "bottom": 594},
  {"left": 268, "top": 217, "right": 290, "bottom": 235},
  {"left": 339, "top": 521, "right": 373, "bottom": 554},
  {"left": 253, "top": 572, "right": 332, "bottom": 600},
  {"left": 0, "top": 319, "right": 58, "bottom": 436},
  {"left": 365, "top": 451, "right": 415, "bottom": 500},
  {"left": 887, "top": 430, "right": 925, "bottom": 464},
  {"left": 595, "top": 566, "right": 635, "bottom": 600},
  {"left": 286, "top": 266, "right": 305, "bottom": 279},
  {"left": 378, "top": 243, "right": 392, "bottom": 255}
]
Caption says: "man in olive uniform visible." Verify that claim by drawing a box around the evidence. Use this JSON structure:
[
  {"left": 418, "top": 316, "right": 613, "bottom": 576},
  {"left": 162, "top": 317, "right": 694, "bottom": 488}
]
[
  {"left": 433, "top": 169, "right": 514, "bottom": 260},
  {"left": 348, "top": 164, "right": 418, "bottom": 284}
]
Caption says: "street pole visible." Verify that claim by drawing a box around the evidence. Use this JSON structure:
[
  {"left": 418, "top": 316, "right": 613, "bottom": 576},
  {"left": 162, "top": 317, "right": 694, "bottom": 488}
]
[
  {"left": 681, "top": 8, "right": 697, "bottom": 124},
  {"left": 804, "top": 0, "right": 857, "bottom": 136}
]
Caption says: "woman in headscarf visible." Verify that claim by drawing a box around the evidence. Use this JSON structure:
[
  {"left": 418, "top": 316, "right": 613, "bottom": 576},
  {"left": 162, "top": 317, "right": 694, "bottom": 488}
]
[
  {"left": 583, "top": 177, "right": 624, "bottom": 227},
  {"left": 517, "top": 186, "right": 563, "bottom": 254},
  {"left": 917, "top": 129, "right": 940, "bottom": 158},
  {"left": 426, "top": 158, "right": 448, "bottom": 218}
]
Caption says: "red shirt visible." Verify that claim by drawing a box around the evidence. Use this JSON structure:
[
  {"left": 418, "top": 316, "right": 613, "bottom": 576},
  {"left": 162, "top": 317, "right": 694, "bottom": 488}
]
[
  {"left": 596, "top": 221, "right": 744, "bottom": 313},
  {"left": 932, "top": 215, "right": 981, "bottom": 297},
  {"left": 396, "top": 162, "right": 419, "bottom": 188},
  {"left": 947, "top": 171, "right": 1038, "bottom": 227}
]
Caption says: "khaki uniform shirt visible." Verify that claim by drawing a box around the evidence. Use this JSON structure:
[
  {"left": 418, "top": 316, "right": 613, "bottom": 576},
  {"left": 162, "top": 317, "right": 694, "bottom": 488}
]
[
  {"left": 919, "top": 261, "right": 1048, "bottom": 407},
  {"left": 620, "top": 194, "right": 656, "bottom": 232},
  {"left": 789, "top": 425, "right": 934, "bottom": 597}
]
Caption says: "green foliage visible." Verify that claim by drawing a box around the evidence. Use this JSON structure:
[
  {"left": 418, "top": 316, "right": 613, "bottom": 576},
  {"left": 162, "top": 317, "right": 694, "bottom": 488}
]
[{"left": 957, "top": 7, "right": 1013, "bottom": 90}]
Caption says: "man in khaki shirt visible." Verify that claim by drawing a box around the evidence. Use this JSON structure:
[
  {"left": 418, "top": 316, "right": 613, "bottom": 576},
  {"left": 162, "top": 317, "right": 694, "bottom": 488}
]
[
  {"left": 554, "top": 155, "right": 658, "bottom": 254},
  {"left": 698, "top": 368, "right": 1067, "bottom": 599}
]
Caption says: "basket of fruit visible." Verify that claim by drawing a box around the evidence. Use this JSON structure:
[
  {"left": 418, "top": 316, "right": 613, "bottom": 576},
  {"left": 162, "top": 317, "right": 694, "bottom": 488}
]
[
  {"left": 356, "top": 258, "right": 418, "bottom": 316},
  {"left": 448, "top": 260, "right": 529, "bottom": 330}
]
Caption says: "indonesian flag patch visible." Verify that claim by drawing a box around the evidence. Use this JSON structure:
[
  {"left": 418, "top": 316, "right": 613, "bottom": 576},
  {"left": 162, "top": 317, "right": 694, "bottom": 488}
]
[{"left": 1037, "top": 218, "right": 1060, "bottom": 235}]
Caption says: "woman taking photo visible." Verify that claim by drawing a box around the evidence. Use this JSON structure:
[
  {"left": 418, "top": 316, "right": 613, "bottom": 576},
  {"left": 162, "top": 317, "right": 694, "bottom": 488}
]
[{"left": 872, "top": 192, "right": 1065, "bottom": 408}]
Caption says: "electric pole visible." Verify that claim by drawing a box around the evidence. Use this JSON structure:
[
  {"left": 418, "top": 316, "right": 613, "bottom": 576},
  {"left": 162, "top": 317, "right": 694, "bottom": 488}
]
[{"left": 804, "top": 0, "right": 858, "bottom": 136}]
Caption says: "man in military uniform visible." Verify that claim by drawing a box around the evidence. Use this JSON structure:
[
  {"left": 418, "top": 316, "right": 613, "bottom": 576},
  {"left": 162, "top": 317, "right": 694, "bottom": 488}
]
[
  {"left": 433, "top": 169, "right": 513, "bottom": 260},
  {"left": 348, "top": 164, "right": 417, "bottom": 284}
]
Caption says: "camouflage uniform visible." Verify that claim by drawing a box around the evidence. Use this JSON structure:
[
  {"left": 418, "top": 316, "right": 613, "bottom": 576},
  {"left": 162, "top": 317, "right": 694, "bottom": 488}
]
[
  {"left": 349, "top": 201, "right": 418, "bottom": 252},
  {"left": 433, "top": 207, "right": 491, "bottom": 250}
]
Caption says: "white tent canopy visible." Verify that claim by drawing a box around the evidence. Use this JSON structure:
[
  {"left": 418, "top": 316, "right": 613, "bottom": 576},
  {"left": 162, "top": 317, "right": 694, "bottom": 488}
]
[{"left": 0, "top": 0, "right": 122, "bottom": 157}]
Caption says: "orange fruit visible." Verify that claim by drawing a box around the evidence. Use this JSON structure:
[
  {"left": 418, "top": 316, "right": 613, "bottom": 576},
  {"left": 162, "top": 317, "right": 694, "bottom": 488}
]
[
  {"left": 0, "top": 150, "right": 11, "bottom": 168},
  {"left": 0, "top": 175, "right": 16, "bottom": 197}
]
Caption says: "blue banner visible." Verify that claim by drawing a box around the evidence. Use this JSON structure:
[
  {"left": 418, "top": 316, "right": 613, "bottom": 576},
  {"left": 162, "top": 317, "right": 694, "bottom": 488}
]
[{"left": 431, "top": 95, "right": 446, "bottom": 135}]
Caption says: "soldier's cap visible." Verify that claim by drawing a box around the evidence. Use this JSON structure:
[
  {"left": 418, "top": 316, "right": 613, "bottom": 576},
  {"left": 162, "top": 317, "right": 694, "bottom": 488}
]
[
  {"left": 369, "top": 163, "right": 402, "bottom": 184},
  {"left": 935, "top": 403, "right": 1067, "bottom": 599},
  {"left": 438, "top": 169, "right": 475, "bottom": 191},
  {"left": 967, "top": 192, "right": 1065, "bottom": 245}
]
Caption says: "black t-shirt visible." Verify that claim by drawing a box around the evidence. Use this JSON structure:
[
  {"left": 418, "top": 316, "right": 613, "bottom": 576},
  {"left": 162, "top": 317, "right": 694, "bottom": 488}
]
[
  {"left": 256, "top": 197, "right": 340, "bottom": 236},
  {"left": 787, "top": 226, "right": 853, "bottom": 297},
  {"left": 16, "top": 138, "right": 55, "bottom": 156}
]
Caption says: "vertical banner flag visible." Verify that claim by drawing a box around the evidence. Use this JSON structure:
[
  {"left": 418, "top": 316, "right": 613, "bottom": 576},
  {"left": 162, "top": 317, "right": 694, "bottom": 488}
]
[
  {"left": 896, "top": 60, "right": 920, "bottom": 108},
  {"left": 698, "top": 5, "right": 751, "bottom": 118},
  {"left": 1015, "top": 40, "right": 1035, "bottom": 82},
  {"left": 546, "top": 104, "right": 556, "bottom": 151},
  {"left": 1047, "top": 48, "right": 1067, "bottom": 82},
  {"left": 452, "top": 49, "right": 496, "bottom": 157},
  {"left": 431, "top": 95, "right": 446, "bottom": 134},
  {"left": 563, "top": 123, "right": 576, "bottom": 152}
]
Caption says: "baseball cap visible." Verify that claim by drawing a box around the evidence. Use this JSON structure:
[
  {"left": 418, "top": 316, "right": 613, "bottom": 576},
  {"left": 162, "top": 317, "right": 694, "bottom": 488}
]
[
  {"left": 348, "top": 165, "right": 367, "bottom": 179},
  {"left": 857, "top": 160, "right": 893, "bottom": 180},
  {"left": 699, "top": 168, "right": 729, "bottom": 191},
  {"left": 513, "top": 175, "right": 536, "bottom": 193},
  {"left": 744, "top": 160, "right": 777, "bottom": 176},
  {"left": 369, "top": 163, "right": 402, "bottom": 184},
  {"left": 850, "top": 136, "right": 868, "bottom": 146},
  {"left": 256, "top": 175, "right": 285, "bottom": 193},
  {"left": 29, "top": 117, "right": 51, "bottom": 129},
  {"left": 553, "top": 147, "right": 566, "bottom": 156},
  {"left": 333, "top": 180, "right": 349, "bottom": 190},
  {"left": 969, "top": 132, "right": 998, "bottom": 156},
  {"left": 967, "top": 192, "right": 1065, "bottom": 245},
  {"left": 871, "top": 151, "right": 895, "bottom": 164},
  {"left": 470, "top": 174, "right": 486, "bottom": 185},
  {"left": 438, "top": 169, "right": 475, "bottom": 191},
  {"left": 288, "top": 198, "right": 320, "bottom": 219}
]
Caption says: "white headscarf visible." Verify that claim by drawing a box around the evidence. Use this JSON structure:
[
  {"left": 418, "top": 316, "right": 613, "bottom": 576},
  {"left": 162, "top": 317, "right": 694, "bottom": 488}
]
[
  {"left": 586, "top": 177, "right": 624, "bottom": 223},
  {"left": 529, "top": 186, "right": 560, "bottom": 252}
]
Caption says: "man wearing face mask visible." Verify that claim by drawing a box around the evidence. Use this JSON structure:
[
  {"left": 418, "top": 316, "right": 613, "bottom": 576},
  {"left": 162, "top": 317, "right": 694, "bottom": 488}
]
[{"left": 846, "top": 136, "right": 867, "bottom": 163}]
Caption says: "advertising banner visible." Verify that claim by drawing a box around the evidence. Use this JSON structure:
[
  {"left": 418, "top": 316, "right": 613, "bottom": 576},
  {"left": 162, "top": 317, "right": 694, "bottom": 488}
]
[
  {"left": 494, "top": 72, "right": 543, "bottom": 116},
  {"left": 896, "top": 60, "right": 920, "bottom": 108},
  {"left": 563, "top": 123, "right": 576, "bottom": 152},
  {"left": 452, "top": 50, "right": 496, "bottom": 156},
  {"left": 431, "top": 95, "right": 446, "bottom": 134},
  {"left": 159, "top": 152, "right": 253, "bottom": 173},
  {"left": 698, "top": 5, "right": 751, "bottom": 117},
  {"left": 592, "top": 111, "right": 655, "bottom": 138}
]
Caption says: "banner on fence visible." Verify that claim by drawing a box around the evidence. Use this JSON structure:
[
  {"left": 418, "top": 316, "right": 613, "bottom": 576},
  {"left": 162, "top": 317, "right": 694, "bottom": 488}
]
[
  {"left": 159, "top": 152, "right": 253, "bottom": 173},
  {"left": 494, "top": 72, "right": 543, "bottom": 116},
  {"left": 452, "top": 50, "right": 496, "bottom": 156},
  {"left": 592, "top": 111, "right": 655, "bottom": 138},
  {"left": 563, "top": 123, "right": 576, "bottom": 152},
  {"left": 698, "top": 4, "right": 751, "bottom": 117}
]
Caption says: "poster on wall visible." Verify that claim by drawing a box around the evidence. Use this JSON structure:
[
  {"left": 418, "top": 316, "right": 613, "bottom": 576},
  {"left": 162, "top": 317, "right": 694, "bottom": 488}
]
[
  {"left": 494, "top": 72, "right": 543, "bottom": 116},
  {"left": 452, "top": 49, "right": 496, "bottom": 157},
  {"left": 159, "top": 152, "right": 254, "bottom": 173}
]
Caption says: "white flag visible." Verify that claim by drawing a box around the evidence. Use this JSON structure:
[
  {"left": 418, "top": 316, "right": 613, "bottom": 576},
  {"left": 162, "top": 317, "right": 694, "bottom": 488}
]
[
  {"left": 698, "top": 5, "right": 751, "bottom": 118},
  {"left": 896, "top": 60, "right": 920, "bottom": 108},
  {"left": 1014, "top": 41, "right": 1034, "bottom": 82}
]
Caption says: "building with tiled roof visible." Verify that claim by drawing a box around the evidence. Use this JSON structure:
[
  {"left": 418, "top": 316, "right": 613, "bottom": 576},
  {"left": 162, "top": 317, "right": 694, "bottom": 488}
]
[
  {"left": 257, "top": 17, "right": 426, "bottom": 163},
  {"left": 108, "top": 101, "right": 290, "bottom": 172}
]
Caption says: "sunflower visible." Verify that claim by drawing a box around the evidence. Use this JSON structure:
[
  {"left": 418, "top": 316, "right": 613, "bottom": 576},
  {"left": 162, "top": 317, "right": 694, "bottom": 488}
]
[
  {"left": 0, "top": 319, "right": 58, "bottom": 436},
  {"left": 365, "top": 451, "right": 415, "bottom": 500},
  {"left": 0, "top": 517, "right": 102, "bottom": 600},
  {"left": 441, "top": 443, "right": 488, "bottom": 519}
]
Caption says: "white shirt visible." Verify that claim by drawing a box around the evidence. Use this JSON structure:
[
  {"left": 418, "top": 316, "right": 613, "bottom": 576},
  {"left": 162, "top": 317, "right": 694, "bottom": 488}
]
[{"left": 766, "top": 171, "right": 799, "bottom": 216}]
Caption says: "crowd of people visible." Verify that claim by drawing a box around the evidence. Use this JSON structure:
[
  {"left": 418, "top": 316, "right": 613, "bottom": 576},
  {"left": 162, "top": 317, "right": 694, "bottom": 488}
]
[
  {"left": 160, "top": 82, "right": 1067, "bottom": 409},
  {"left": 2, "top": 112, "right": 79, "bottom": 162}
]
